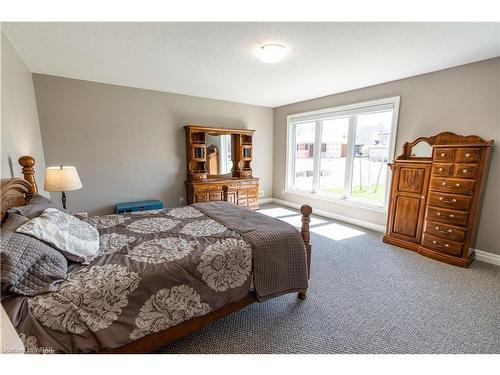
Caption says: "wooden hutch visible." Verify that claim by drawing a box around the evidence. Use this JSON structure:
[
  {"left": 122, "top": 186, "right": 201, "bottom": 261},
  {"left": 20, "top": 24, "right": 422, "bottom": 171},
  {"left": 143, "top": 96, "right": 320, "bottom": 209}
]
[
  {"left": 383, "top": 132, "right": 494, "bottom": 267},
  {"left": 185, "top": 125, "right": 260, "bottom": 210}
]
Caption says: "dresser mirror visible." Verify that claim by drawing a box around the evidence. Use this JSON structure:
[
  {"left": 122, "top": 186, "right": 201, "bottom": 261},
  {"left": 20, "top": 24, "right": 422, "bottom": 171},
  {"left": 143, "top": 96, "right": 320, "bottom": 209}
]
[
  {"left": 185, "top": 125, "right": 259, "bottom": 209},
  {"left": 409, "top": 140, "right": 433, "bottom": 158},
  {"left": 206, "top": 134, "right": 233, "bottom": 176}
]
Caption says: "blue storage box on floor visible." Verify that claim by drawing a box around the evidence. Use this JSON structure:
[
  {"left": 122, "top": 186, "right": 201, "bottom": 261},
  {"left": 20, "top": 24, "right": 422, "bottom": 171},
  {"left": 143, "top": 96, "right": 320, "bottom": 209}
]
[{"left": 115, "top": 200, "right": 164, "bottom": 214}]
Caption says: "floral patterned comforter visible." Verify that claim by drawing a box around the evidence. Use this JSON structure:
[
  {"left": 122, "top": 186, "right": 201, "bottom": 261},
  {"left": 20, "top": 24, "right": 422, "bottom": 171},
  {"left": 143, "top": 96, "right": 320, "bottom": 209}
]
[{"left": 2, "top": 206, "right": 254, "bottom": 353}]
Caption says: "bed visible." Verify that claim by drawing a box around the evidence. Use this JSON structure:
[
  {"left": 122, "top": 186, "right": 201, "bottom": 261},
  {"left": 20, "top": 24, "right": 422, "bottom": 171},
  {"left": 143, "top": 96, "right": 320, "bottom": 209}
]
[{"left": 0, "top": 156, "right": 312, "bottom": 353}]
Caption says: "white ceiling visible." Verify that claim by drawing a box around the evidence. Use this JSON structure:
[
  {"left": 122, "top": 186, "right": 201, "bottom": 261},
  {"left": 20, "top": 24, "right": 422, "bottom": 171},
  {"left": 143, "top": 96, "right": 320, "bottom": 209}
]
[{"left": 3, "top": 22, "right": 499, "bottom": 107}]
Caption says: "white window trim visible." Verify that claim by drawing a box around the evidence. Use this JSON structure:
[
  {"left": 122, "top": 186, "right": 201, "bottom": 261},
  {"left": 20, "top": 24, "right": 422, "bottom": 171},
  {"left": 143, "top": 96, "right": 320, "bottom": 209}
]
[{"left": 285, "top": 96, "right": 400, "bottom": 212}]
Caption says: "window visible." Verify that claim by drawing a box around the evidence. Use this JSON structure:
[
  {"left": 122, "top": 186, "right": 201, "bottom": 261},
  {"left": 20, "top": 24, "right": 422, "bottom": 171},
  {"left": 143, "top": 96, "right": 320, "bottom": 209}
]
[{"left": 286, "top": 97, "right": 400, "bottom": 209}]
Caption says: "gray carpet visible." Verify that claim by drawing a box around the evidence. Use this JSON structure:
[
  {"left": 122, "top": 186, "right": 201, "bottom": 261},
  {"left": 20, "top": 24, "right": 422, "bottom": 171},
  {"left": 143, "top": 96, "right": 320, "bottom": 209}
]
[{"left": 157, "top": 204, "right": 500, "bottom": 354}]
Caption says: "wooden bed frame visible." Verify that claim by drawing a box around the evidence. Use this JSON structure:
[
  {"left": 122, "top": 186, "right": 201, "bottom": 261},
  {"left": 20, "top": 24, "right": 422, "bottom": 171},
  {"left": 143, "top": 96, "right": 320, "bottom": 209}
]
[{"left": 1, "top": 156, "right": 313, "bottom": 354}]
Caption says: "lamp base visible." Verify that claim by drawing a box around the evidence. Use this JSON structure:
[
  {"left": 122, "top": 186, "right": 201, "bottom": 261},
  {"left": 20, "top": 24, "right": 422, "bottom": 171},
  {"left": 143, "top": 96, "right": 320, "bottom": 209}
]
[{"left": 62, "top": 191, "right": 67, "bottom": 210}]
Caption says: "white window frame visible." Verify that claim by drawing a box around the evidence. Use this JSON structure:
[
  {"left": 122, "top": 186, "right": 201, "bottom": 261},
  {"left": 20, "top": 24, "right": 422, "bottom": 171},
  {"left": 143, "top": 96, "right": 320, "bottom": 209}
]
[{"left": 285, "top": 96, "right": 400, "bottom": 212}]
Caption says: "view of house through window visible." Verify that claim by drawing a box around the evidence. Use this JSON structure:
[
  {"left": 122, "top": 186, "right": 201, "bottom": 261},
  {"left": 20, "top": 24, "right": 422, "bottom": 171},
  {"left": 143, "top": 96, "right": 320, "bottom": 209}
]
[{"left": 287, "top": 98, "right": 399, "bottom": 208}]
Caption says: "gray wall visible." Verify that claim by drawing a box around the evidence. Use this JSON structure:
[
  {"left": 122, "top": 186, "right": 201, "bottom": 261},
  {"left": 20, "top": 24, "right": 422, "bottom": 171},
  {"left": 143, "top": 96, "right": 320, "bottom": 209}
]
[
  {"left": 33, "top": 74, "right": 273, "bottom": 215},
  {"left": 273, "top": 58, "right": 500, "bottom": 255},
  {"left": 1, "top": 33, "right": 47, "bottom": 195}
]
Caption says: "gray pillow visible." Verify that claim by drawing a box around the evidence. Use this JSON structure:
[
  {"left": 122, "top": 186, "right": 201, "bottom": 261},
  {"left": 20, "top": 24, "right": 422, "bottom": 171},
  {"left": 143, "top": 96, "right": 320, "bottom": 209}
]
[
  {"left": 1, "top": 213, "right": 68, "bottom": 297},
  {"left": 8, "top": 193, "right": 69, "bottom": 219},
  {"left": 1, "top": 212, "right": 29, "bottom": 232}
]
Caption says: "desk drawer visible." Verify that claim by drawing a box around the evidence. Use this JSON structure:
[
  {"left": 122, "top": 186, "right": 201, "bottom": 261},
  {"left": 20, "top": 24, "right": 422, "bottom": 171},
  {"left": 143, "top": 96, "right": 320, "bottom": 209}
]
[
  {"left": 430, "top": 178, "right": 474, "bottom": 195},
  {"left": 422, "top": 233, "right": 463, "bottom": 256},
  {"left": 428, "top": 191, "right": 471, "bottom": 211},
  {"left": 426, "top": 206, "right": 468, "bottom": 227},
  {"left": 424, "top": 220, "right": 466, "bottom": 242}
]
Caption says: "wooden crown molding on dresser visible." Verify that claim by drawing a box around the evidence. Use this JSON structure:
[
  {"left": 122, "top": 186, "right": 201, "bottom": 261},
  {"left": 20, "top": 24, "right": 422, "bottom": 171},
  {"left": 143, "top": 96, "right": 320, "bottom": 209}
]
[{"left": 383, "top": 132, "right": 494, "bottom": 267}]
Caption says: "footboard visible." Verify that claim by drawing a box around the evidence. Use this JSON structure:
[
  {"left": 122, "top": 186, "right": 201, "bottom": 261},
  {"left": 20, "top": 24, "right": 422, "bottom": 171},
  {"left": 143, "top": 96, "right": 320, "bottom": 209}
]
[{"left": 222, "top": 185, "right": 312, "bottom": 299}]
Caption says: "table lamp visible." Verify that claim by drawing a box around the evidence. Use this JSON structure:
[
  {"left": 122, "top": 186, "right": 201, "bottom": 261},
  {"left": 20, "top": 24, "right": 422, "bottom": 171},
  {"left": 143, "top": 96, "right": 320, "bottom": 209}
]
[{"left": 44, "top": 165, "right": 82, "bottom": 210}]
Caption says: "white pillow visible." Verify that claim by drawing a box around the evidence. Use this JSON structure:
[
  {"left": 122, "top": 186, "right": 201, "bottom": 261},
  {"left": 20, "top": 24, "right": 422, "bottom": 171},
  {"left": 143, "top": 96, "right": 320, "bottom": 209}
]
[{"left": 16, "top": 208, "right": 99, "bottom": 264}]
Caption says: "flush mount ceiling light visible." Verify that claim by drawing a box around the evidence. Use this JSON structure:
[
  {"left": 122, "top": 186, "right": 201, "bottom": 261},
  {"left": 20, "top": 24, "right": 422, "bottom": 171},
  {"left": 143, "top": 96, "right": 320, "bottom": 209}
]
[{"left": 255, "top": 44, "right": 288, "bottom": 63}]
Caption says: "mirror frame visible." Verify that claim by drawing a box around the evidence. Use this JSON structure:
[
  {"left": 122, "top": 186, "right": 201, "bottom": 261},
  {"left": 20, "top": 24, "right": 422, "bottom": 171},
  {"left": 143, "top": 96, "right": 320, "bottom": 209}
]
[
  {"left": 206, "top": 133, "right": 234, "bottom": 179},
  {"left": 408, "top": 139, "right": 433, "bottom": 159},
  {"left": 396, "top": 136, "right": 434, "bottom": 160}
]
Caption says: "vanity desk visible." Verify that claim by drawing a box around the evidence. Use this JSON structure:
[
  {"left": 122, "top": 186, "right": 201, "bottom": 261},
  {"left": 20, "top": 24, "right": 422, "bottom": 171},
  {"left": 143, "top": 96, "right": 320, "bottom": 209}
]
[{"left": 185, "top": 125, "right": 259, "bottom": 210}]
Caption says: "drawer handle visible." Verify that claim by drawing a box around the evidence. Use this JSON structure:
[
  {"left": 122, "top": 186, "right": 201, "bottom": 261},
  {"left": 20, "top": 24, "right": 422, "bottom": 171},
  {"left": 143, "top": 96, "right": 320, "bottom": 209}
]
[
  {"left": 432, "top": 240, "right": 449, "bottom": 248},
  {"left": 440, "top": 153, "right": 446, "bottom": 157},
  {"left": 441, "top": 182, "right": 460, "bottom": 188},
  {"left": 438, "top": 168, "right": 443, "bottom": 172},
  {"left": 439, "top": 197, "right": 457, "bottom": 204},
  {"left": 435, "top": 226, "right": 453, "bottom": 234},
  {"left": 462, "top": 169, "right": 468, "bottom": 174},
  {"left": 465, "top": 153, "right": 470, "bottom": 158},
  {"left": 436, "top": 212, "right": 454, "bottom": 219}
]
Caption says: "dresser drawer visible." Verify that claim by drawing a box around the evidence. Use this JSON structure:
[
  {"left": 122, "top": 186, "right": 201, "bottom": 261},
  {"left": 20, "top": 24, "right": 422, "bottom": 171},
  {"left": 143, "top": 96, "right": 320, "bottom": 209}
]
[
  {"left": 237, "top": 198, "right": 248, "bottom": 206},
  {"left": 195, "top": 192, "right": 209, "bottom": 203},
  {"left": 426, "top": 206, "right": 468, "bottom": 227},
  {"left": 196, "top": 184, "right": 219, "bottom": 192},
  {"left": 455, "top": 148, "right": 480, "bottom": 163},
  {"left": 428, "top": 191, "right": 471, "bottom": 211},
  {"left": 247, "top": 187, "right": 259, "bottom": 197},
  {"left": 432, "top": 163, "right": 452, "bottom": 177},
  {"left": 237, "top": 189, "right": 247, "bottom": 198},
  {"left": 430, "top": 178, "right": 474, "bottom": 195},
  {"left": 247, "top": 197, "right": 258, "bottom": 207},
  {"left": 209, "top": 192, "right": 222, "bottom": 201},
  {"left": 433, "top": 148, "right": 454, "bottom": 162},
  {"left": 452, "top": 164, "right": 478, "bottom": 179},
  {"left": 424, "top": 220, "right": 466, "bottom": 242},
  {"left": 422, "top": 233, "right": 463, "bottom": 256}
]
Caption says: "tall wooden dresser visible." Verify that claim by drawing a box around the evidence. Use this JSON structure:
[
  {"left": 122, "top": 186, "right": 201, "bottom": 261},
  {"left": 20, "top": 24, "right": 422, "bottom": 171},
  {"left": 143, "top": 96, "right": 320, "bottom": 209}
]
[
  {"left": 185, "top": 125, "right": 260, "bottom": 210},
  {"left": 383, "top": 132, "right": 494, "bottom": 267}
]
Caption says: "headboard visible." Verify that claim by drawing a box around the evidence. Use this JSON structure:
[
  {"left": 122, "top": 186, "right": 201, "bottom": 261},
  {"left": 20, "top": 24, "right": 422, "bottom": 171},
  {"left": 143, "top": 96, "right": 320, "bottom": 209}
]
[{"left": 0, "top": 156, "right": 38, "bottom": 222}]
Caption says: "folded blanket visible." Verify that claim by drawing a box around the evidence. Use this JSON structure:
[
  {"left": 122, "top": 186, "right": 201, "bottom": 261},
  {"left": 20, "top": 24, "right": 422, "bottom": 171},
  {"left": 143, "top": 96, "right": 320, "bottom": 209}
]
[{"left": 193, "top": 202, "right": 308, "bottom": 301}]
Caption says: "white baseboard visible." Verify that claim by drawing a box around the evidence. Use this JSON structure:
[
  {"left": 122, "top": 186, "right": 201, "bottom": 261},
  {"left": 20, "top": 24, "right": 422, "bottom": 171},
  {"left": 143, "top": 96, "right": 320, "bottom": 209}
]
[
  {"left": 475, "top": 249, "right": 500, "bottom": 266},
  {"left": 259, "top": 198, "right": 273, "bottom": 204},
  {"left": 270, "top": 198, "right": 386, "bottom": 233},
  {"left": 266, "top": 198, "right": 500, "bottom": 266}
]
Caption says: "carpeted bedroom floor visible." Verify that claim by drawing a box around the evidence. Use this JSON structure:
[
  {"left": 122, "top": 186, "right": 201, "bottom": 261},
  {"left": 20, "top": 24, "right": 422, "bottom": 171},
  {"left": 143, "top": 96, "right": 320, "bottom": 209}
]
[{"left": 157, "top": 204, "right": 500, "bottom": 354}]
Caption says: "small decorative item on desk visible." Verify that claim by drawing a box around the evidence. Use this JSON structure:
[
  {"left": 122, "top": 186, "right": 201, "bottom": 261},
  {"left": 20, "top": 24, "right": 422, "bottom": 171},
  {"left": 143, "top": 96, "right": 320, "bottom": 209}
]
[{"left": 115, "top": 200, "right": 164, "bottom": 214}]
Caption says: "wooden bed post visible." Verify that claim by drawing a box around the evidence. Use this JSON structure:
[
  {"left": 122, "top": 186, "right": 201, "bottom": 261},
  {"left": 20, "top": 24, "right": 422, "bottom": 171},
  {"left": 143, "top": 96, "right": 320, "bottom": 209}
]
[
  {"left": 18, "top": 156, "right": 38, "bottom": 200},
  {"left": 298, "top": 204, "right": 312, "bottom": 300},
  {"left": 222, "top": 185, "right": 228, "bottom": 202}
]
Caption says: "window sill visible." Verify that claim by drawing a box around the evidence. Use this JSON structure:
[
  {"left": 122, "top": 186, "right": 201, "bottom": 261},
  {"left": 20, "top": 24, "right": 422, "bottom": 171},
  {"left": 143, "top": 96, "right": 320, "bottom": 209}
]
[{"left": 284, "top": 189, "right": 388, "bottom": 213}]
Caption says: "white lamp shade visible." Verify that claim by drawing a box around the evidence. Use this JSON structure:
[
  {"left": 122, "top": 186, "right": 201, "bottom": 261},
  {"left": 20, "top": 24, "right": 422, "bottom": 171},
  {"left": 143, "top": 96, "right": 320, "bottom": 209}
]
[{"left": 44, "top": 166, "right": 83, "bottom": 192}]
